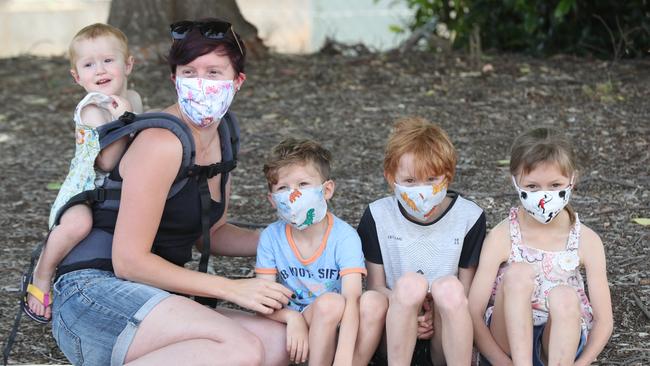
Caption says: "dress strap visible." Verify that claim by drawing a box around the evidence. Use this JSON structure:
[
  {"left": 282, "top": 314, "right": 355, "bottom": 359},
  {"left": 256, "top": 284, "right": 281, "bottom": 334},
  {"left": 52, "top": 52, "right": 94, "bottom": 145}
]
[
  {"left": 74, "top": 92, "right": 113, "bottom": 127},
  {"left": 566, "top": 212, "right": 581, "bottom": 251},
  {"left": 508, "top": 207, "right": 523, "bottom": 261}
]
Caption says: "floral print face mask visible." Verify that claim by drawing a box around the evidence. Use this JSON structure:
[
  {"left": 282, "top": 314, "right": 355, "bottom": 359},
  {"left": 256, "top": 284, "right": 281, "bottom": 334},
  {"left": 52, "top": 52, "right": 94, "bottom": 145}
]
[
  {"left": 175, "top": 77, "right": 236, "bottom": 128},
  {"left": 512, "top": 176, "right": 573, "bottom": 224},
  {"left": 272, "top": 185, "right": 328, "bottom": 230},
  {"left": 394, "top": 181, "right": 447, "bottom": 222}
]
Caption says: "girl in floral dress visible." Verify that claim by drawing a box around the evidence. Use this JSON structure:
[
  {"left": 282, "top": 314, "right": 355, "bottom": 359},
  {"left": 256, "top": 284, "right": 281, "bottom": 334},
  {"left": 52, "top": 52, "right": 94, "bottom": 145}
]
[{"left": 468, "top": 127, "right": 613, "bottom": 366}]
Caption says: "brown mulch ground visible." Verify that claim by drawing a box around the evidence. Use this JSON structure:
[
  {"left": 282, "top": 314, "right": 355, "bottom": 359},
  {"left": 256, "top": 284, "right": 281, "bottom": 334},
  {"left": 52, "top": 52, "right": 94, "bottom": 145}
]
[{"left": 0, "top": 48, "right": 648, "bottom": 364}]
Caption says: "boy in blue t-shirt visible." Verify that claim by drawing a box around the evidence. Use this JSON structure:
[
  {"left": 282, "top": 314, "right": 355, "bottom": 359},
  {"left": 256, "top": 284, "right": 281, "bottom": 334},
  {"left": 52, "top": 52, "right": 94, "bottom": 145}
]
[{"left": 256, "top": 138, "right": 387, "bottom": 366}]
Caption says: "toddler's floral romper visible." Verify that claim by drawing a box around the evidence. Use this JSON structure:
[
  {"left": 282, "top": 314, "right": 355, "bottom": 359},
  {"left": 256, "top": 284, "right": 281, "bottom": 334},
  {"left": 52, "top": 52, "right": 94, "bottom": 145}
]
[{"left": 48, "top": 92, "right": 114, "bottom": 228}]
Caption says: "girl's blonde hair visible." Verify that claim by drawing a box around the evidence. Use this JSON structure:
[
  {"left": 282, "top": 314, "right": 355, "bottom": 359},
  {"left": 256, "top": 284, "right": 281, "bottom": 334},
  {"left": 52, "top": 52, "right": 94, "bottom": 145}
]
[
  {"left": 510, "top": 127, "right": 577, "bottom": 223},
  {"left": 384, "top": 117, "right": 457, "bottom": 185},
  {"left": 68, "top": 23, "right": 130, "bottom": 69}
]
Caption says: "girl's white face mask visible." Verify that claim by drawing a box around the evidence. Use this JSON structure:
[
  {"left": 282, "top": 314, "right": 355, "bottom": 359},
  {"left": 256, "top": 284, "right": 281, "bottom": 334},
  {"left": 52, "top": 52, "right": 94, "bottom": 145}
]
[
  {"left": 271, "top": 185, "right": 327, "bottom": 230},
  {"left": 512, "top": 176, "right": 573, "bottom": 224},
  {"left": 394, "top": 181, "right": 447, "bottom": 222},
  {"left": 175, "top": 77, "right": 236, "bottom": 128}
]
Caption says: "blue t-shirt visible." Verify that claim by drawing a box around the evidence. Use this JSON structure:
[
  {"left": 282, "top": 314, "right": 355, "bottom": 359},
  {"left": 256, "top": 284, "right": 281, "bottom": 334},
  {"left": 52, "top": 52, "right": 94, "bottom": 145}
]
[{"left": 256, "top": 212, "right": 367, "bottom": 311}]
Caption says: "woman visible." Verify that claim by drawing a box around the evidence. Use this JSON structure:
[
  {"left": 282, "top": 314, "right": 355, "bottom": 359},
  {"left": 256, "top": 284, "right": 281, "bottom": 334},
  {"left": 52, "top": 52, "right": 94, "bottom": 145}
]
[{"left": 52, "top": 19, "right": 292, "bottom": 365}]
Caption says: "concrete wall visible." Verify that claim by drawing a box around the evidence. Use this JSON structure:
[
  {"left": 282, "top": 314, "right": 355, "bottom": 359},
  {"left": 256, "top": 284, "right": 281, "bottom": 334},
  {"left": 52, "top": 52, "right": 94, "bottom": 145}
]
[{"left": 0, "top": 0, "right": 412, "bottom": 58}]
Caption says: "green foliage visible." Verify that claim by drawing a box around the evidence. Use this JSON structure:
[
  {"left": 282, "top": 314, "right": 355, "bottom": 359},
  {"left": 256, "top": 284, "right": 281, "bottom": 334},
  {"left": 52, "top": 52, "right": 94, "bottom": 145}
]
[{"left": 401, "top": 0, "right": 650, "bottom": 58}]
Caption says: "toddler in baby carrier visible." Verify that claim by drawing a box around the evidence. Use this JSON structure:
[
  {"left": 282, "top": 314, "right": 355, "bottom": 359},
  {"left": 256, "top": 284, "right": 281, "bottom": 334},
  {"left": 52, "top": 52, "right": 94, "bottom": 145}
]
[{"left": 2, "top": 111, "right": 240, "bottom": 365}]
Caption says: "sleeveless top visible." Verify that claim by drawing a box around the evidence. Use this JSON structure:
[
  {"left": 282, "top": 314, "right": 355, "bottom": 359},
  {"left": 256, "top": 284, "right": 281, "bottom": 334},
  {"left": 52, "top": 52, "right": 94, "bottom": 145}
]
[
  {"left": 486, "top": 207, "right": 594, "bottom": 332},
  {"left": 49, "top": 93, "right": 113, "bottom": 228},
  {"left": 56, "top": 113, "right": 238, "bottom": 276}
]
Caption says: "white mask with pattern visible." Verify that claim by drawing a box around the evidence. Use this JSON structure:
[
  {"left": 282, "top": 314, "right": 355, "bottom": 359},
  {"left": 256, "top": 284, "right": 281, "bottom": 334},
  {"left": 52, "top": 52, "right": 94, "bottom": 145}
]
[
  {"left": 394, "top": 181, "right": 447, "bottom": 222},
  {"left": 272, "top": 185, "right": 327, "bottom": 230},
  {"left": 512, "top": 176, "right": 573, "bottom": 224},
  {"left": 175, "top": 77, "right": 235, "bottom": 128}
]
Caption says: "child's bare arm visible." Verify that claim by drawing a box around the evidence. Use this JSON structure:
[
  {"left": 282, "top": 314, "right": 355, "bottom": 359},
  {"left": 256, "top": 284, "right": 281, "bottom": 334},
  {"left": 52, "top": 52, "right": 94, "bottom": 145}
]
[
  {"left": 94, "top": 96, "right": 132, "bottom": 172},
  {"left": 458, "top": 266, "right": 476, "bottom": 297},
  {"left": 126, "top": 89, "right": 143, "bottom": 114},
  {"left": 574, "top": 227, "right": 613, "bottom": 366},
  {"left": 366, "top": 261, "right": 391, "bottom": 297},
  {"left": 333, "top": 273, "right": 362, "bottom": 366},
  {"left": 256, "top": 273, "right": 309, "bottom": 363},
  {"left": 468, "top": 220, "right": 513, "bottom": 366}
]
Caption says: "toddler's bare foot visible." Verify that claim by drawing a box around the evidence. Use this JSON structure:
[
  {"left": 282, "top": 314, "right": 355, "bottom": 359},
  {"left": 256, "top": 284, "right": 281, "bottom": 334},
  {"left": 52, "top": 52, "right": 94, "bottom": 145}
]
[{"left": 26, "top": 272, "right": 52, "bottom": 320}]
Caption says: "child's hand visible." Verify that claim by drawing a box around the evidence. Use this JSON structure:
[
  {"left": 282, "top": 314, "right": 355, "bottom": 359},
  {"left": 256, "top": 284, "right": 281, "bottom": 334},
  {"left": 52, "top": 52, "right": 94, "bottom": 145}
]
[
  {"left": 417, "top": 294, "right": 435, "bottom": 339},
  {"left": 107, "top": 95, "right": 133, "bottom": 119},
  {"left": 286, "top": 311, "right": 309, "bottom": 364}
]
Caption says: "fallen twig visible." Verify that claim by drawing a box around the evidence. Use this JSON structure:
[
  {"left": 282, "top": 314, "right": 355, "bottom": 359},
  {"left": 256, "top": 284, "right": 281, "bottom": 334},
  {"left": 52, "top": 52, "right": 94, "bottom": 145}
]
[
  {"left": 618, "top": 255, "right": 647, "bottom": 268},
  {"left": 581, "top": 175, "right": 641, "bottom": 189},
  {"left": 594, "top": 205, "right": 650, "bottom": 215},
  {"left": 632, "top": 292, "right": 650, "bottom": 320}
]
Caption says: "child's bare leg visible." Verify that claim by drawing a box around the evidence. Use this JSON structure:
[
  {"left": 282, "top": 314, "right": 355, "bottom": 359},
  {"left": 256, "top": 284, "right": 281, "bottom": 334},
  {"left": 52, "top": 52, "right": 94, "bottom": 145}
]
[
  {"left": 386, "top": 272, "right": 428, "bottom": 365},
  {"left": 501, "top": 263, "right": 536, "bottom": 366},
  {"left": 353, "top": 290, "right": 388, "bottom": 366},
  {"left": 428, "top": 275, "right": 472, "bottom": 366},
  {"left": 303, "top": 292, "right": 345, "bottom": 366},
  {"left": 543, "top": 286, "right": 582, "bottom": 366},
  {"left": 28, "top": 204, "right": 92, "bottom": 318}
]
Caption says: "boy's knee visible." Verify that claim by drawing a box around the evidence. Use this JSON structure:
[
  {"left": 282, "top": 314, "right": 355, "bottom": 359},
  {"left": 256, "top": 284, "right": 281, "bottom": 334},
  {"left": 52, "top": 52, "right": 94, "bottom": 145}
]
[
  {"left": 430, "top": 276, "right": 467, "bottom": 311},
  {"left": 312, "top": 292, "right": 345, "bottom": 323},
  {"left": 391, "top": 272, "right": 428, "bottom": 307},
  {"left": 548, "top": 286, "right": 581, "bottom": 319},
  {"left": 502, "top": 262, "right": 536, "bottom": 293},
  {"left": 360, "top": 290, "right": 388, "bottom": 323}
]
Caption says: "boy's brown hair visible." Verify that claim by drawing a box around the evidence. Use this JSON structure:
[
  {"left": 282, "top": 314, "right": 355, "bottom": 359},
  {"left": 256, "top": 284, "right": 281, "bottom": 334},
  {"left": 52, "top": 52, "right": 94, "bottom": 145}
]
[
  {"left": 263, "top": 138, "right": 332, "bottom": 190},
  {"left": 383, "top": 116, "right": 457, "bottom": 185},
  {"left": 68, "top": 23, "right": 130, "bottom": 69}
]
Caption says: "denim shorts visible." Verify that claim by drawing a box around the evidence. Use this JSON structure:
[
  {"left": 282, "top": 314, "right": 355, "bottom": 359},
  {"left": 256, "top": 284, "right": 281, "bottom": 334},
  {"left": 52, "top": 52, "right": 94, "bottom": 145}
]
[
  {"left": 52, "top": 269, "right": 170, "bottom": 366},
  {"left": 479, "top": 314, "right": 587, "bottom": 366}
]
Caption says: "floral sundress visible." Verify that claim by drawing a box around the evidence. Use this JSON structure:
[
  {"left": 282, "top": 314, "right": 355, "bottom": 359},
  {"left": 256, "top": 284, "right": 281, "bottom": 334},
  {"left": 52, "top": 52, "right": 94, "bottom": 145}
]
[
  {"left": 485, "top": 207, "right": 594, "bottom": 333},
  {"left": 48, "top": 93, "right": 114, "bottom": 228}
]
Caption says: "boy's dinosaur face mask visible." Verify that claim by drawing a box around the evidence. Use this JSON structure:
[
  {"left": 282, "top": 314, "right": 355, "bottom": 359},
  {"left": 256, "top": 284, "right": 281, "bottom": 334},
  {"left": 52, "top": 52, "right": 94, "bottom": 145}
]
[
  {"left": 272, "top": 185, "right": 327, "bottom": 230},
  {"left": 394, "top": 181, "right": 447, "bottom": 222}
]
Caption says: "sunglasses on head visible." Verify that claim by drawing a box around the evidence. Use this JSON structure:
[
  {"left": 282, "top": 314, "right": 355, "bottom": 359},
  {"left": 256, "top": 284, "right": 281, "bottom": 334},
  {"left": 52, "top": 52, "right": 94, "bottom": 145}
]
[{"left": 170, "top": 20, "right": 243, "bottom": 56}]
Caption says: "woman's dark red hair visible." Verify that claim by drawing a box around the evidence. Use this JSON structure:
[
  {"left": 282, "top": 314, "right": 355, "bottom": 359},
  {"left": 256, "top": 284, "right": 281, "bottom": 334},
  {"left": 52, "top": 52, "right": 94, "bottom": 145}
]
[{"left": 167, "top": 18, "right": 246, "bottom": 75}]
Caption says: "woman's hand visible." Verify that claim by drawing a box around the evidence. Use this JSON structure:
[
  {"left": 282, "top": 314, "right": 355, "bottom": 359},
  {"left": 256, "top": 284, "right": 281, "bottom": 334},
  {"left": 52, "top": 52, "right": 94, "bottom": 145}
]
[
  {"left": 226, "top": 278, "right": 293, "bottom": 314},
  {"left": 417, "top": 294, "right": 435, "bottom": 339},
  {"left": 286, "top": 311, "right": 309, "bottom": 364}
]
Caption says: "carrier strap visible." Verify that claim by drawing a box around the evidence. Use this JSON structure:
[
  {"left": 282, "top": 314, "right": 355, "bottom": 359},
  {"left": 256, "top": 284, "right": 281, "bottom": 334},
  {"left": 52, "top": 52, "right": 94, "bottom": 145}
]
[{"left": 194, "top": 174, "right": 216, "bottom": 307}]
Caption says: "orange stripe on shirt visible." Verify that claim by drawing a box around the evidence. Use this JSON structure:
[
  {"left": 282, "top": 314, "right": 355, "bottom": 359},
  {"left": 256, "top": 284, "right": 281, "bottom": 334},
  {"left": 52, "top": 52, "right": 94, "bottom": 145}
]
[
  {"left": 340, "top": 267, "right": 367, "bottom": 276},
  {"left": 255, "top": 268, "right": 277, "bottom": 274}
]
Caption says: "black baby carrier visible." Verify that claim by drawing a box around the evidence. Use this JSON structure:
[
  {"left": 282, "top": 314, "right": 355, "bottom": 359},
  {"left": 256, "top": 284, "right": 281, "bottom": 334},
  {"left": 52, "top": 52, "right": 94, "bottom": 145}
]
[{"left": 3, "top": 111, "right": 240, "bottom": 365}]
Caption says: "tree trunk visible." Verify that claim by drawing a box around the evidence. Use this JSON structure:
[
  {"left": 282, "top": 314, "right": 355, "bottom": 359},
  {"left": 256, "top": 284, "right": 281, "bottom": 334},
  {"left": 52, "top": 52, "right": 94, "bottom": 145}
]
[{"left": 107, "top": 0, "right": 267, "bottom": 62}]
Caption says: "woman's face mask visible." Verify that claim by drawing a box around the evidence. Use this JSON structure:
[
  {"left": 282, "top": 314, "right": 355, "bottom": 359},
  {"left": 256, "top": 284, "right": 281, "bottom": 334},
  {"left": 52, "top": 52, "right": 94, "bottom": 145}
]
[
  {"left": 175, "top": 77, "right": 236, "bottom": 128},
  {"left": 394, "top": 180, "right": 447, "bottom": 222},
  {"left": 271, "top": 185, "right": 328, "bottom": 230},
  {"left": 512, "top": 176, "right": 573, "bottom": 224}
]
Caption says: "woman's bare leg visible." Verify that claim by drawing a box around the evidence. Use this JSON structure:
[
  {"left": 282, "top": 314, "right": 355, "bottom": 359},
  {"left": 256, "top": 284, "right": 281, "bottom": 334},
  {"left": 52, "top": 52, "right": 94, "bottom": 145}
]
[
  {"left": 220, "top": 307, "right": 290, "bottom": 366},
  {"left": 125, "top": 296, "right": 265, "bottom": 365}
]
